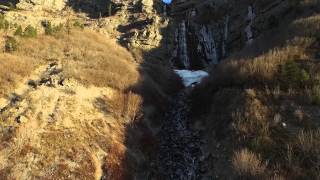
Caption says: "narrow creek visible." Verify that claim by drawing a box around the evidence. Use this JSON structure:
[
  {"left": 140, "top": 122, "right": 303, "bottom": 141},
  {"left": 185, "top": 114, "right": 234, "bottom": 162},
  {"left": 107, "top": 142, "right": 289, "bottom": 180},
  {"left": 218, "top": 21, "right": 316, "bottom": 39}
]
[{"left": 158, "top": 89, "right": 202, "bottom": 180}]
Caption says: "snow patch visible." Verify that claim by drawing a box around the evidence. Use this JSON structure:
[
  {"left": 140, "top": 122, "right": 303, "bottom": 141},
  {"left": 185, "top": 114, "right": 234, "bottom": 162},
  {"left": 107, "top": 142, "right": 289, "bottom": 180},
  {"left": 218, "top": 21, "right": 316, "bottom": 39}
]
[{"left": 174, "top": 70, "right": 209, "bottom": 87}]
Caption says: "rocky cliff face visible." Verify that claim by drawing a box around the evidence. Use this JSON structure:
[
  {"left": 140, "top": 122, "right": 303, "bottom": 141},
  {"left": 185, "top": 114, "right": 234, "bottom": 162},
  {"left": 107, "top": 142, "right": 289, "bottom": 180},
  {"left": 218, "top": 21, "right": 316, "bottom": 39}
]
[
  {"left": 170, "top": 0, "right": 291, "bottom": 69},
  {"left": 16, "top": 0, "right": 67, "bottom": 11},
  {"left": 3, "top": 0, "right": 167, "bottom": 52}
]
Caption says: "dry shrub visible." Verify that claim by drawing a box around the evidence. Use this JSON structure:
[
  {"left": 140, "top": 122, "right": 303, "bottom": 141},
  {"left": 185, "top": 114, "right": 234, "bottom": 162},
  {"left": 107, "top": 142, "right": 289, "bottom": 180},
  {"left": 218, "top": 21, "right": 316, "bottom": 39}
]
[
  {"left": 232, "top": 89, "right": 270, "bottom": 138},
  {"left": 297, "top": 130, "right": 320, "bottom": 155},
  {"left": 126, "top": 91, "right": 143, "bottom": 122},
  {"left": 267, "top": 174, "right": 286, "bottom": 180},
  {"left": 107, "top": 91, "right": 142, "bottom": 123},
  {"left": 232, "top": 149, "right": 266, "bottom": 177}
]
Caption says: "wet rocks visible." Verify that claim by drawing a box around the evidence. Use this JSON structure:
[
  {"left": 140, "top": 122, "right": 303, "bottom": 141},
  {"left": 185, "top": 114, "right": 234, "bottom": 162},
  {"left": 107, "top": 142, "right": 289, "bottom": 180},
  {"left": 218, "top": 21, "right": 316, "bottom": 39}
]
[{"left": 158, "top": 91, "right": 202, "bottom": 180}]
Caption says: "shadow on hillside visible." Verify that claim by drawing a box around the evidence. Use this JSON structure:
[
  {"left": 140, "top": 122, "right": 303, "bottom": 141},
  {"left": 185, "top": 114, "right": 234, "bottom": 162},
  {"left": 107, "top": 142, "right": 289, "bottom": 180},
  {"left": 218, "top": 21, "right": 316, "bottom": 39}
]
[
  {"left": 0, "top": 0, "right": 18, "bottom": 6},
  {"left": 99, "top": 2, "right": 185, "bottom": 179},
  {"left": 67, "top": 0, "right": 119, "bottom": 18}
]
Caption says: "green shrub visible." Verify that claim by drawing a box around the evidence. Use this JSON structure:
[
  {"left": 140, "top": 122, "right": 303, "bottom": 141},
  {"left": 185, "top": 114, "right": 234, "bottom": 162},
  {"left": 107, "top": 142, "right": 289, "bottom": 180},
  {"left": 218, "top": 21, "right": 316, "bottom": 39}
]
[
  {"left": 0, "top": 15, "right": 9, "bottom": 30},
  {"left": 310, "top": 85, "right": 320, "bottom": 105},
  {"left": 5, "top": 36, "right": 18, "bottom": 52},
  {"left": 14, "top": 26, "right": 23, "bottom": 36},
  {"left": 44, "top": 21, "right": 63, "bottom": 35},
  {"left": 73, "top": 20, "right": 84, "bottom": 30},
  {"left": 23, "top": 25, "right": 37, "bottom": 38},
  {"left": 280, "top": 61, "right": 310, "bottom": 88}
]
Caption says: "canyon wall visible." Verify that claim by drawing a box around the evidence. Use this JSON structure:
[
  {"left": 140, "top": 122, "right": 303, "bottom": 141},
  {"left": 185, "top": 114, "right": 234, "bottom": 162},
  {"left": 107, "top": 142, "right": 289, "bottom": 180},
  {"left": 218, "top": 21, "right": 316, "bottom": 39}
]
[{"left": 170, "top": 0, "right": 291, "bottom": 69}]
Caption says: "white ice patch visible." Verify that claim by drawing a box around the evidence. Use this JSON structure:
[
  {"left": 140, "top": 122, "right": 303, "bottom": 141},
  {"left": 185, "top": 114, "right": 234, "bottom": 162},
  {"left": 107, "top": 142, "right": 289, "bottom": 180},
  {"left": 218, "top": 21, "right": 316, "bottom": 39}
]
[{"left": 174, "top": 70, "right": 209, "bottom": 87}]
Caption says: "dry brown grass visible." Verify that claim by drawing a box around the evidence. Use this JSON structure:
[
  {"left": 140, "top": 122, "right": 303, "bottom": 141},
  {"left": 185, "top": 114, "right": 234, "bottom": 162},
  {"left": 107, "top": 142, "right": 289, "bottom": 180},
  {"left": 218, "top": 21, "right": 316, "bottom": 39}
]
[
  {"left": 16, "top": 30, "right": 139, "bottom": 90},
  {"left": 105, "top": 90, "right": 143, "bottom": 123},
  {"left": 0, "top": 29, "right": 139, "bottom": 100},
  {"left": 297, "top": 130, "right": 320, "bottom": 155},
  {"left": 0, "top": 29, "right": 149, "bottom": 179},
  {"left": 232, "top": 89, "right": 270, "bottom": 138},
  {"left": 0, "top": 54, "right": 41, "bottom": 98},
  {"left": 103, "top": 141, "right": 130, "bottom": 180},
  {"left": 211, "top": 13, "right": 320, "bottom": 87},
  {"left": 215, "top": 42, "right": 310, "bottom": 86},
  {"left": 232, "top": 149, "right": 266, "bottom": 177}
]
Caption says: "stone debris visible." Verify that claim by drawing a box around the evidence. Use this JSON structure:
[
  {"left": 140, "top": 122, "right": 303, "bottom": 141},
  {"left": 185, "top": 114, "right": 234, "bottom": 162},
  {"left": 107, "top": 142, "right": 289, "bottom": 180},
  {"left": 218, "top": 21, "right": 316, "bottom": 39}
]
[{"left": 158, "top": 91, "right": 202, "bottom": 180}]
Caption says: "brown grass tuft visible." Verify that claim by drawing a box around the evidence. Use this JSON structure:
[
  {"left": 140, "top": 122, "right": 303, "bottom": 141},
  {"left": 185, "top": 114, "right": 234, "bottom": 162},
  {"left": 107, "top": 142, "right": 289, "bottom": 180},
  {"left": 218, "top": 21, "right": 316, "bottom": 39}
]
[
  {"left": 106, "top": 90, "right": 143, "bottom": 123},
  {"left": 232, "top": 149, "right": 266, "bottom": 177}
]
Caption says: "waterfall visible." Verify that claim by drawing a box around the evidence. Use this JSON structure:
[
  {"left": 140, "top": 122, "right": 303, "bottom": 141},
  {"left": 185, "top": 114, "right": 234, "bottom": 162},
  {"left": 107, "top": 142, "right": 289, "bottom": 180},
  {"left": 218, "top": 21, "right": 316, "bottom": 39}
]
[
  {"left": 163, "top": 4, "right": 167, "bottom": 16},
  {"left": 245, "top": 5, "right": 255, "bottom": 45},
  {"left": 197, "top": 25, "right": 218, "bottom": 64},
  {"left": 222, "top": 15, "right": 229, "bottom": 58},
  {"left": 178, "top": 20, "right": 190, "bottom": 69}
]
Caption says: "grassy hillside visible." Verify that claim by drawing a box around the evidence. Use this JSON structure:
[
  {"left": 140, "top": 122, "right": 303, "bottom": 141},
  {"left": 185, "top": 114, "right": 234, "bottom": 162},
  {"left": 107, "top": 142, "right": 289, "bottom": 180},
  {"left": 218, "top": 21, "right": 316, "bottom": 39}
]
[
  {"left": 0, "top": 25, "right": 181, "bottom": 179},
  {"left": 191, "top": 2, "right": 320, "bottom": 179},
  {"left": 193, "top": 1, "right": 320, "bottom": 179}
]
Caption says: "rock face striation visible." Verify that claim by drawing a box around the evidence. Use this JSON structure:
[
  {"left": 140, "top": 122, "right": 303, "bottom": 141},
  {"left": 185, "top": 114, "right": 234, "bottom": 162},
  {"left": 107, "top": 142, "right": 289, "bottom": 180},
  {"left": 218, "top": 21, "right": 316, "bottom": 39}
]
[
  {"left": 2, "top": 0, "right": 167, "bottom": 52},
  {"left": 170, "top": 0, "right": 291, "bottom": 70}
]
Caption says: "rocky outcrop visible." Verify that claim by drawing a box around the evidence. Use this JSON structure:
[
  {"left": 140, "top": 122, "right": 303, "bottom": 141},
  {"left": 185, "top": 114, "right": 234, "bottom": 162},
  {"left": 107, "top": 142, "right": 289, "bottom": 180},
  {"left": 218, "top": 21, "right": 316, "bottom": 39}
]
[
  {"left": 16, "top": 0, "right": 67, "bottom": 11},
  {"left": 2, "top": 0, "right": 168, "bottom": 53},
  {"left": 110, "top": 0, "right": 167, "bottom": 51}
]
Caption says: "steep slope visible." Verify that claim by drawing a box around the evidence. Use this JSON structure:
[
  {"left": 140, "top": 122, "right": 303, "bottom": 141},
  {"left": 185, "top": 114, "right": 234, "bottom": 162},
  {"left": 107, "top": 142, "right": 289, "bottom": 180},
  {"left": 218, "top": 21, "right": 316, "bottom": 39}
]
[
  {"left": 189, "top": 2, "right": 320, "bottom": 179},
  {"left": 0, "top": 30, "right": 141, "bottom": 179},
  {"left": 0, "top": 0, "right": 183, "bottom": 179}
]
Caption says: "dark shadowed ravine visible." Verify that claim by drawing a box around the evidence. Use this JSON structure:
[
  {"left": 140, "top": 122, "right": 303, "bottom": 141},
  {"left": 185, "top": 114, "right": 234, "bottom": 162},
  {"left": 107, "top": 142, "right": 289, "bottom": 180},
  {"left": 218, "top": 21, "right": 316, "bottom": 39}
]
[{"left": 158, "top": 90, "right": 202, "bottom": 180}]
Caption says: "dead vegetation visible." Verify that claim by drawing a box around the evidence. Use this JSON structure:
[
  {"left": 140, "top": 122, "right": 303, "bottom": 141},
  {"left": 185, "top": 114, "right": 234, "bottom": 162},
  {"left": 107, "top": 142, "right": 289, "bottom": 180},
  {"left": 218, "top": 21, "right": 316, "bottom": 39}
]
[
  {"left": 232, "top": 149, "right": 266, "bottom": 178},
  {"left": 0, "top": 53, "right": 40, "bottom": 97}
]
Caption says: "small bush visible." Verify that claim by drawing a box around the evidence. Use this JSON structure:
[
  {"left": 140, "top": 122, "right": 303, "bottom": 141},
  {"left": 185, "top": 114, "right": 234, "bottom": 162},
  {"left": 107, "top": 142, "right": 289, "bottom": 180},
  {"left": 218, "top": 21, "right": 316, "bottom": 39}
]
[
  {"left": 310, "top": 85, "right": 320, "bottom": 105},
  {"left": 232, "top": 90, "right": 269, "bottom": 138},
  {"left": 23, "top": 25, "right": 37, "bottom": 38},
  {"left": 14, "top": 26, "right": 23, "bottom": 36},
  {"left": 106, "top": 91, "right": 142, "bottom": 123},
  {"left": 73, "top": 20, "right": 84, "bottom": 30},
  {"left": 44, "top": 21, "right": 63, "bottom": 35},
  {"left": 280, "top": 61, "right": 310, "bottom": 88},
  {"left": 232, "top": 149, "right": 266, "bottom": 178},
  {"left": 0, "top": 15, "right": 9, "bottom": 30},
  {"left": 5, "top": 36, "right": 18, "bottom": 52}
]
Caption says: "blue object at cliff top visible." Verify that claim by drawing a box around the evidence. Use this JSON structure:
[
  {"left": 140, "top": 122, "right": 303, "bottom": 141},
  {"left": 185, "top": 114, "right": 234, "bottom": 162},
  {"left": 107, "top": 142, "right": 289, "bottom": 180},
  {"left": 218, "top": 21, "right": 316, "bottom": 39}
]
[{"left": 162, "top": 0, "right": 172, "bottom": 4}]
